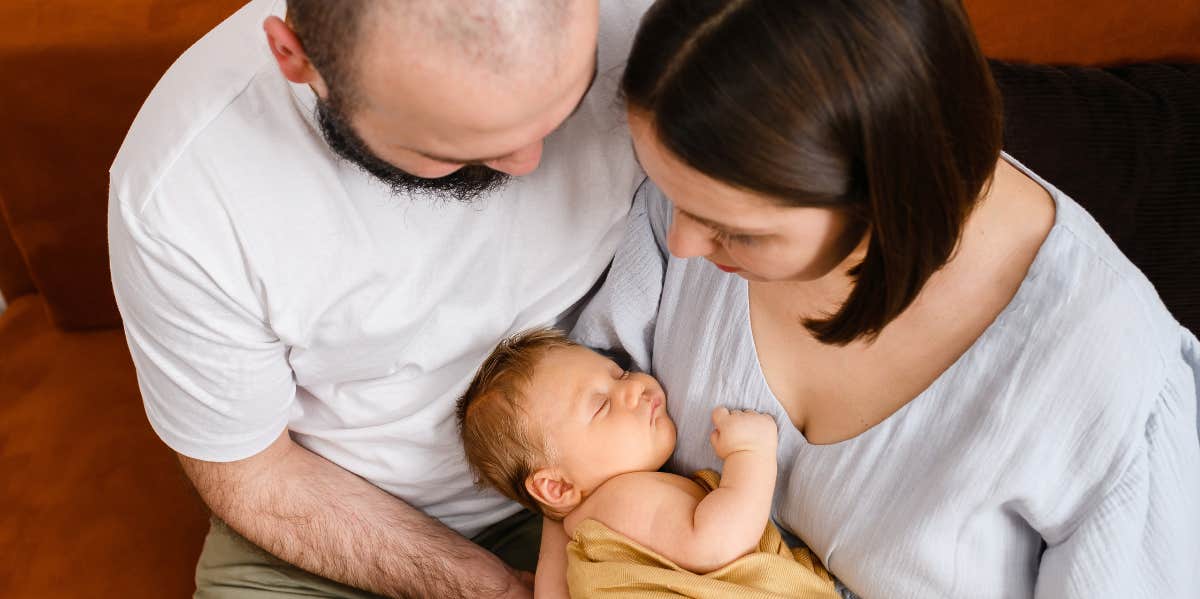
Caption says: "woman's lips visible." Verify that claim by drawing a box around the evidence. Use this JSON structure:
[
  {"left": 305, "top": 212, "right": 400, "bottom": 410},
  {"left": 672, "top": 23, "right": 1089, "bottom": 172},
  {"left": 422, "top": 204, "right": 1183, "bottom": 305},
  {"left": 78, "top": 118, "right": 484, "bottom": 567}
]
[{"left": 714, "top": 262, "right": 739, "bottom": 273}]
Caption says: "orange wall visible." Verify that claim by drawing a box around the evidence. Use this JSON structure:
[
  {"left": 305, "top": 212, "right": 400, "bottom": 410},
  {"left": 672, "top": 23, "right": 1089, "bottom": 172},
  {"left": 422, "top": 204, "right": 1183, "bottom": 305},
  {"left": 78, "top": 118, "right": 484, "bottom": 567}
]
[
  {"left": 0, "top": 0, "right": 247, "bottom": 51},
  {"left": 1, "top": 0, "right": 1196, "bottom": 63},
  {"left": 965, "top": 0, "right": 1200, "bottom": 63}
]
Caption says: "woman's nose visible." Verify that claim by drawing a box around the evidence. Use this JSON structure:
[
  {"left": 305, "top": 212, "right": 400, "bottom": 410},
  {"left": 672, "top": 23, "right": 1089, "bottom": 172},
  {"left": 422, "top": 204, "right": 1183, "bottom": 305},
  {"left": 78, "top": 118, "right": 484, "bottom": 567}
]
[{"left": 666, "top": 213, "right": 715, "bottom": 259}]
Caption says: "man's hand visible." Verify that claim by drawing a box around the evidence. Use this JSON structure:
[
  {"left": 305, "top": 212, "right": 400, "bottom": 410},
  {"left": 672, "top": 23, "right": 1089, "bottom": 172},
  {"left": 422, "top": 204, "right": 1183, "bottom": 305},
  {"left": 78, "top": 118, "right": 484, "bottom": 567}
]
[{"left": 708, "top": 407, "right": 778, "bottom": 459}]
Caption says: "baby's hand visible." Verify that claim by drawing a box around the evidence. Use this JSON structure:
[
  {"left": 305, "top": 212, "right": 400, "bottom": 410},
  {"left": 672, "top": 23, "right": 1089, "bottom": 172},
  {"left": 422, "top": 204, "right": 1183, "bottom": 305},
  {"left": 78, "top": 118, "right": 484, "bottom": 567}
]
[{"left": 709, "top": 407, "right": 778, "bottom": 459}]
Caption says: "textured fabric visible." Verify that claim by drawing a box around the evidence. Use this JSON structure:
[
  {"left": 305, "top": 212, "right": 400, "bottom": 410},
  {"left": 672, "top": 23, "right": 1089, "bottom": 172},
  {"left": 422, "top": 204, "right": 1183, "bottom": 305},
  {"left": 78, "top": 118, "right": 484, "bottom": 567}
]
[
  {"left": 992, "top": 61, "right": 1200, "bottom": 335},
  {"left": 567, "top": 470, "right": 838, "bottom": 599},
  {"left": 573, "top": 156, "right": 1200, "bottom": 599},
  {"left": 109, "top": 0, "right": 650, "bottom": 539},
  {"left": 195, "top": 511, "right": 541, "bottom": 599},
  {"left": 0, "top": 294, "right": 208, "bottom": 597}
]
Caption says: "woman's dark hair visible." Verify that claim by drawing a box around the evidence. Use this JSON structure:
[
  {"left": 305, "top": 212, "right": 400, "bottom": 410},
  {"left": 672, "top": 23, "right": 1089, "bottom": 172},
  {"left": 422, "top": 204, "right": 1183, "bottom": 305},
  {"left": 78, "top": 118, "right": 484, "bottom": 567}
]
[{"left": 623, "top": 0, "right": 1003, "bottom": 345}]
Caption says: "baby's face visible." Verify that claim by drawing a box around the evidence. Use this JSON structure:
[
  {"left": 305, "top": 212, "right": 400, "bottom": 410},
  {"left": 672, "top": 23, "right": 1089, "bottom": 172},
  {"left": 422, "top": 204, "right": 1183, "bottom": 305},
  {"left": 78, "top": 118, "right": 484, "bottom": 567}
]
[{"left": 525, "top": 345, "right": 676, "bottom": 494}]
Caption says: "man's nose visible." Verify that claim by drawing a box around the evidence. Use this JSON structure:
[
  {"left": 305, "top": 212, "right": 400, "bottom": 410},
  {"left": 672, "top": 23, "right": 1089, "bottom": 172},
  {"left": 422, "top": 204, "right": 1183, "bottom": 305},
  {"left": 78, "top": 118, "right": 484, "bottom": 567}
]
[
  {"left": 484, "top": 141, "right": 544, "bottom": 176},
  {"left": 666, "top": 212, "right": 716, "bottom": 259}
]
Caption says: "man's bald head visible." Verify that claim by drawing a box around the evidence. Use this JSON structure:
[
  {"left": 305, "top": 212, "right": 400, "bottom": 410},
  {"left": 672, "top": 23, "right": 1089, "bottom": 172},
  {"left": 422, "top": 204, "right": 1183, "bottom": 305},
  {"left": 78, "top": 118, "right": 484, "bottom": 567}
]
[
  {"left": 273, "top": 0, "right": 598, "bottom": 202},
  {"left": 289, "top": 0, "right": 572, "bottom": 112}
]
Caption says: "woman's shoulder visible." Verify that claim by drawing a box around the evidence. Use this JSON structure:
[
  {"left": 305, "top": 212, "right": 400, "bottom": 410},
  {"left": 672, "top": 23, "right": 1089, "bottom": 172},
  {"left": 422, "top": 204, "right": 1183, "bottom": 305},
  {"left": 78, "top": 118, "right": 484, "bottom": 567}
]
[
  {"left": 1005, "top": 156, "right": 1184, "bottom": 373},
  {"left": 969, "top": 159, "right": 1193, "bottom": 447}
]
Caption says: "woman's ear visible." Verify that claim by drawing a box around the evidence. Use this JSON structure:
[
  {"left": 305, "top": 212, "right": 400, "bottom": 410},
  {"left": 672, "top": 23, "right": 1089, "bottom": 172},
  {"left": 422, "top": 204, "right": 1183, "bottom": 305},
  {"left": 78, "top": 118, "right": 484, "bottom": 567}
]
[{"left": 526, "top": 468, "right": 582, "bottom": 514}]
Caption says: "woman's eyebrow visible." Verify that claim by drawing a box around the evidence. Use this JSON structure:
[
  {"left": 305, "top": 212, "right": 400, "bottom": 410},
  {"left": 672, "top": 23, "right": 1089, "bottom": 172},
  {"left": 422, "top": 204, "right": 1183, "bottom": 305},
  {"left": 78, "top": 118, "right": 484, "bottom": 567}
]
[{"left": 680, "top": 209, "right": 763, "bottom": 235}]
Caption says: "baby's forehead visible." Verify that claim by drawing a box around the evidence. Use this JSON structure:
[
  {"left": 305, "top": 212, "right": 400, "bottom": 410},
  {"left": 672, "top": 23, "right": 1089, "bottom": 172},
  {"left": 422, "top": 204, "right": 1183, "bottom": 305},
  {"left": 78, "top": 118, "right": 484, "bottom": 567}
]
[{"left": 526, "top": 345, "right": 607, "bottom": 402}]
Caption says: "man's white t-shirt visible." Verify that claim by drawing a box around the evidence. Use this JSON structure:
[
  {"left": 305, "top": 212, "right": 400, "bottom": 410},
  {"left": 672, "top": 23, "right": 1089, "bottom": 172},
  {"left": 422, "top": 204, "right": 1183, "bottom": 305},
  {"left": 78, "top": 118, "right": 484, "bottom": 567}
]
[{"left": 109, "top": 0, "right": 648, "bottom": 537}]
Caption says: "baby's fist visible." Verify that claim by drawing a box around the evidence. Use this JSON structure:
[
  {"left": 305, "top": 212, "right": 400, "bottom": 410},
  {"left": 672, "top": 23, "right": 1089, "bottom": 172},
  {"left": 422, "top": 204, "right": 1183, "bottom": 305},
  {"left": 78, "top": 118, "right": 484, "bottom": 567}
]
[{"left": 709, "top": 407, "right": 777, "bottom": 459}]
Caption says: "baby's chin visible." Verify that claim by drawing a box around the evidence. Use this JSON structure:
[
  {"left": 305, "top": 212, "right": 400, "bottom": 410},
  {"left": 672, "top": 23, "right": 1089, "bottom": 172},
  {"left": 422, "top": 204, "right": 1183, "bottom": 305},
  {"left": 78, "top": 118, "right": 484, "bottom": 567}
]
[{"left": 654, "top": 422, "right": 678, "bottom": 469}]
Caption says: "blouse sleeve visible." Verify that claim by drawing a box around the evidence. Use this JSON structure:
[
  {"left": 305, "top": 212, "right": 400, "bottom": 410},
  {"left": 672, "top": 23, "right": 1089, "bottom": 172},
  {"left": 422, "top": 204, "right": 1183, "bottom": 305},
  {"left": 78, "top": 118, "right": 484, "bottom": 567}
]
[
  {"left": 1034, "top": 374, "right": 1200, "bottom": 598},
  {"left": 571, "top": 179, "right": 672, "bottom": 373}
]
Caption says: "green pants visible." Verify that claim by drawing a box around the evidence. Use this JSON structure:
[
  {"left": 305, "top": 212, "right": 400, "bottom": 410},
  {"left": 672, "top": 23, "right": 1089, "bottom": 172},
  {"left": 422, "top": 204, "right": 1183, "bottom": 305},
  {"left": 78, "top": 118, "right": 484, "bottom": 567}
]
[{"left": 194, "top": 511, "right": 542, "bottom": 598}]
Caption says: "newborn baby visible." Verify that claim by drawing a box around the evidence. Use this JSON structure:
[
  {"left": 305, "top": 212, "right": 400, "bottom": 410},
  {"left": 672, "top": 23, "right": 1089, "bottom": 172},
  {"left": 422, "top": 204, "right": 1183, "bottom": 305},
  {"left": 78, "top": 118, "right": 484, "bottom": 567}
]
[{"left": 457, "top": 328, "right": 839, "bottom": 598}]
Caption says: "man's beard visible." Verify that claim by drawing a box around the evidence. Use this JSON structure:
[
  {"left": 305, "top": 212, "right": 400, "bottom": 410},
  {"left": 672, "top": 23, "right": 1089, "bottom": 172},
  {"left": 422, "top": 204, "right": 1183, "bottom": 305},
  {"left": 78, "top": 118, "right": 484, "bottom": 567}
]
[{"left": 315, "top": 99, "right": 510, "bottom": 204}]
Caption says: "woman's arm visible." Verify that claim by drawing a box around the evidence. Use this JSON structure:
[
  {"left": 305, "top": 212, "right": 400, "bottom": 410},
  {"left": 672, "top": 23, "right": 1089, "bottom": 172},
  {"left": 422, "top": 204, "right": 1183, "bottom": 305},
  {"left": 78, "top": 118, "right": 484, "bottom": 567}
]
[
  {"left": 1034, "top": 387, "right": 1200, "bottom": 597},
  {"left": 533, "top": 518, "right": 570, "bottom": 599}
]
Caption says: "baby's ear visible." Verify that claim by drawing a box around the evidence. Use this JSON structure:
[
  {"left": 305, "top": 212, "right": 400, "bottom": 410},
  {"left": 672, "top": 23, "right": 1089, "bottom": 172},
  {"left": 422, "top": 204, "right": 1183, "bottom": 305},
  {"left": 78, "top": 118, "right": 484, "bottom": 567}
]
[{"left": 526, "top": 468, "right": 581, "bottom": 514}]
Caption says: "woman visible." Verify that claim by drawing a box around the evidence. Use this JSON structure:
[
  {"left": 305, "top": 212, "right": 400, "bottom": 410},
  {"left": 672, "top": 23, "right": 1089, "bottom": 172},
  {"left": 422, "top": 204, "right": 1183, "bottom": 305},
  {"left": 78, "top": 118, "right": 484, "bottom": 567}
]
[{"left": 565, "top": 0, "right": 1200, "bottom": 597}]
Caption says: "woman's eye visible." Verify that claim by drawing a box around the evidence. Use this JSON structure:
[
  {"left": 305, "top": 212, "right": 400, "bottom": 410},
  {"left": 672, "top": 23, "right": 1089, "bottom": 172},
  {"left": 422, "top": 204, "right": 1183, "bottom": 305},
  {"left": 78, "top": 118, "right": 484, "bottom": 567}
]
[{"left": 713, "top": 229, "right": 756, "bottom": 246}]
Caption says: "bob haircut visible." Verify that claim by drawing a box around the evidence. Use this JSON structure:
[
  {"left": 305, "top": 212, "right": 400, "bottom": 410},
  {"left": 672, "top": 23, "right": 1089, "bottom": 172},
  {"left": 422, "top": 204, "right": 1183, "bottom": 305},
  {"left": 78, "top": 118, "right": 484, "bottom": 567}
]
[{"left": 622, "top": 0, "right": 1003, "bottom": 345}]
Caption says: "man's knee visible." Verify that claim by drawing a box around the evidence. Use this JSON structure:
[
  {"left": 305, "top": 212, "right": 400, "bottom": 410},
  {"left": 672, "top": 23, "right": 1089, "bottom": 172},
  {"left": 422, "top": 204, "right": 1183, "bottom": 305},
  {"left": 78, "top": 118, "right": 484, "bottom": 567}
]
[{"left": 194, "top": 518, "right": 383, "bottom": 599}]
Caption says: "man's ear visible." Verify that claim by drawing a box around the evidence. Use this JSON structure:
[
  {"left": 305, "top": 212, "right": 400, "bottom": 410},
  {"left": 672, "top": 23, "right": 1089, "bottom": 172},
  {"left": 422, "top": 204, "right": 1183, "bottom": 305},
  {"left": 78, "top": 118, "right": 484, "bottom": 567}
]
[
  {"left": 262, "top": 16, "right": 329, "bottom": 98},
  {"left": 526, "top": 468, "right": 582, "bottom": 514}
]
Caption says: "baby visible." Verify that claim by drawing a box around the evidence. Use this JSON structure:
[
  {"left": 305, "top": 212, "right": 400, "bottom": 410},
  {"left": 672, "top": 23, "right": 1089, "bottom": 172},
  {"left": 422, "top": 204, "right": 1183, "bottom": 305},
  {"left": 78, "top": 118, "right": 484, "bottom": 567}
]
[{"left": 457, "top": 328, "right": 839, "bottom": 598}]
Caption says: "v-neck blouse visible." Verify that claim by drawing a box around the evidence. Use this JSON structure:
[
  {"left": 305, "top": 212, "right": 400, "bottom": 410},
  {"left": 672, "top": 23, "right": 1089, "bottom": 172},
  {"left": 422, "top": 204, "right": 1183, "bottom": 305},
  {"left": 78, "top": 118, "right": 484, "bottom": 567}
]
[{"left": 572, "top": 155, "right": 1200, "bottom": 598}]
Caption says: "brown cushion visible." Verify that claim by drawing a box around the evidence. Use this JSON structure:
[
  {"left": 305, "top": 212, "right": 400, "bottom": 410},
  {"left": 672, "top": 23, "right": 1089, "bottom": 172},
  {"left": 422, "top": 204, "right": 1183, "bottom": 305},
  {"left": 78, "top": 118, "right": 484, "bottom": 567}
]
[
  {"left": 0, "top": 195, "right": 35, "bottom": 301},
  {"left": 966, "top": 0, "right": 1200, "bottom": 64},
  {"left": 0, "top": 294, "right": 208, "bottom": 596},
  {"left": 993, "top": 61, "right": 1200, "bottom": 334},
  {"left": 0, "top": 1, "right": 245, "bottom": 331}
]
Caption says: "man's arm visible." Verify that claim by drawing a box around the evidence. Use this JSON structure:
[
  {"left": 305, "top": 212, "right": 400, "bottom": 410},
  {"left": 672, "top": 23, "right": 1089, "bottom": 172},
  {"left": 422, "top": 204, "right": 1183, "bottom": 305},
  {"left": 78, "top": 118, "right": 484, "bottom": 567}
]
[{"left": 180, "top": 429, "right": 531, "bottom": 599}]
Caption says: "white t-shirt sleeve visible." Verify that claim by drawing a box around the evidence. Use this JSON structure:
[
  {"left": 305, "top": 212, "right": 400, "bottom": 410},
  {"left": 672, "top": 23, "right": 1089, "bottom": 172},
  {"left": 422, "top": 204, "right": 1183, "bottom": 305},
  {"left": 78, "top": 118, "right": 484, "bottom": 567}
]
[
  {"left": 109, "top": 188, "right": 295, "bottom": 462},
  {"left": 1034, "top": 379, "right": 1200, "bottom": 598}
]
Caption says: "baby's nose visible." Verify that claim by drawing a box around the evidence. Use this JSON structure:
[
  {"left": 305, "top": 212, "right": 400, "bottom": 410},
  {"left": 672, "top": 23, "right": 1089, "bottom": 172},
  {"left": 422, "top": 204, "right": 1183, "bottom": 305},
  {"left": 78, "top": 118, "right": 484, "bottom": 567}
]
[{"left": 621, "top": 378, "right": 648, "bottom": 409}]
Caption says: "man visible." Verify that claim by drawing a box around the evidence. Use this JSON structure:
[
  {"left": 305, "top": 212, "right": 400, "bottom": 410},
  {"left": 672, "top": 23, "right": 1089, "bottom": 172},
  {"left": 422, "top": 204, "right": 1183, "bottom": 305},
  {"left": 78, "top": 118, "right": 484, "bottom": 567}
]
[{"left": 108, "top": 0, "right": 649, "bottom": 596}]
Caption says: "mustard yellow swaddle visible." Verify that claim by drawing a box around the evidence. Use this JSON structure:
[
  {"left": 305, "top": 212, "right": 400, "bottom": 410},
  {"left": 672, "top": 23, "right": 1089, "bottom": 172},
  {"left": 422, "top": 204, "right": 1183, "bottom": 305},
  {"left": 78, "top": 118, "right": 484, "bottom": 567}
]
[{"left": 565, "top": 470, "right": 839, "bottom": 598}]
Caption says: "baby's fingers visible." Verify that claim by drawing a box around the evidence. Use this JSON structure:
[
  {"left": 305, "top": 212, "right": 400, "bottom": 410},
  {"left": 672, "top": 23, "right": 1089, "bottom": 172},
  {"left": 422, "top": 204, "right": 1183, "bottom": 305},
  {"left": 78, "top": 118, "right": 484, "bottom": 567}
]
[{"left": 711, "top": 406, "right": 730, "bottom": 426}]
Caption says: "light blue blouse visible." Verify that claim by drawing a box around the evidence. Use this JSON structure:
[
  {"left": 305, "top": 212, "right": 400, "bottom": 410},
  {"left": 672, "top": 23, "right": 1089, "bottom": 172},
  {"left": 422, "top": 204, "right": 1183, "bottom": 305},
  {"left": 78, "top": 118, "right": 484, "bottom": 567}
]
[{"left": 573, "top": 156, "right": 1200, "bottom": 598}]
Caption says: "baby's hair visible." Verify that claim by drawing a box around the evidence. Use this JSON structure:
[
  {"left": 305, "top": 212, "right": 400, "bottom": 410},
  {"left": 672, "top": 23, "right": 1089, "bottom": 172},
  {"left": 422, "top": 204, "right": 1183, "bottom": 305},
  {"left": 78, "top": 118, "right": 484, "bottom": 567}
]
[{"left": 456, "top": 328, "right": 578, "bottom": 517}]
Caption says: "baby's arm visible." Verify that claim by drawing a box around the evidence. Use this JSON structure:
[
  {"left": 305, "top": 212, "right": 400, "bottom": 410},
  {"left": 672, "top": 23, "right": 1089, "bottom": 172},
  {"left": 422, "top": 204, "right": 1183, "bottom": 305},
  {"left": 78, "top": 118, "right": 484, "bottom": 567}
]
[
  {"left": 580, "top": 408, "right": 778, "bottom": 573},
  {"left": 682, "top": 407, "right": 778, "bottom": 570}
]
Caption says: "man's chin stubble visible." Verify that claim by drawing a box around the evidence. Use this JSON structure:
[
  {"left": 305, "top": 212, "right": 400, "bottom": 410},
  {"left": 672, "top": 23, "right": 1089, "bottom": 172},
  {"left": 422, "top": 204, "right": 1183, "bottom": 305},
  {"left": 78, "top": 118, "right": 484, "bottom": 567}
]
[{"left": 315, "top": 101, "right": 511, "bottom": 204}]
